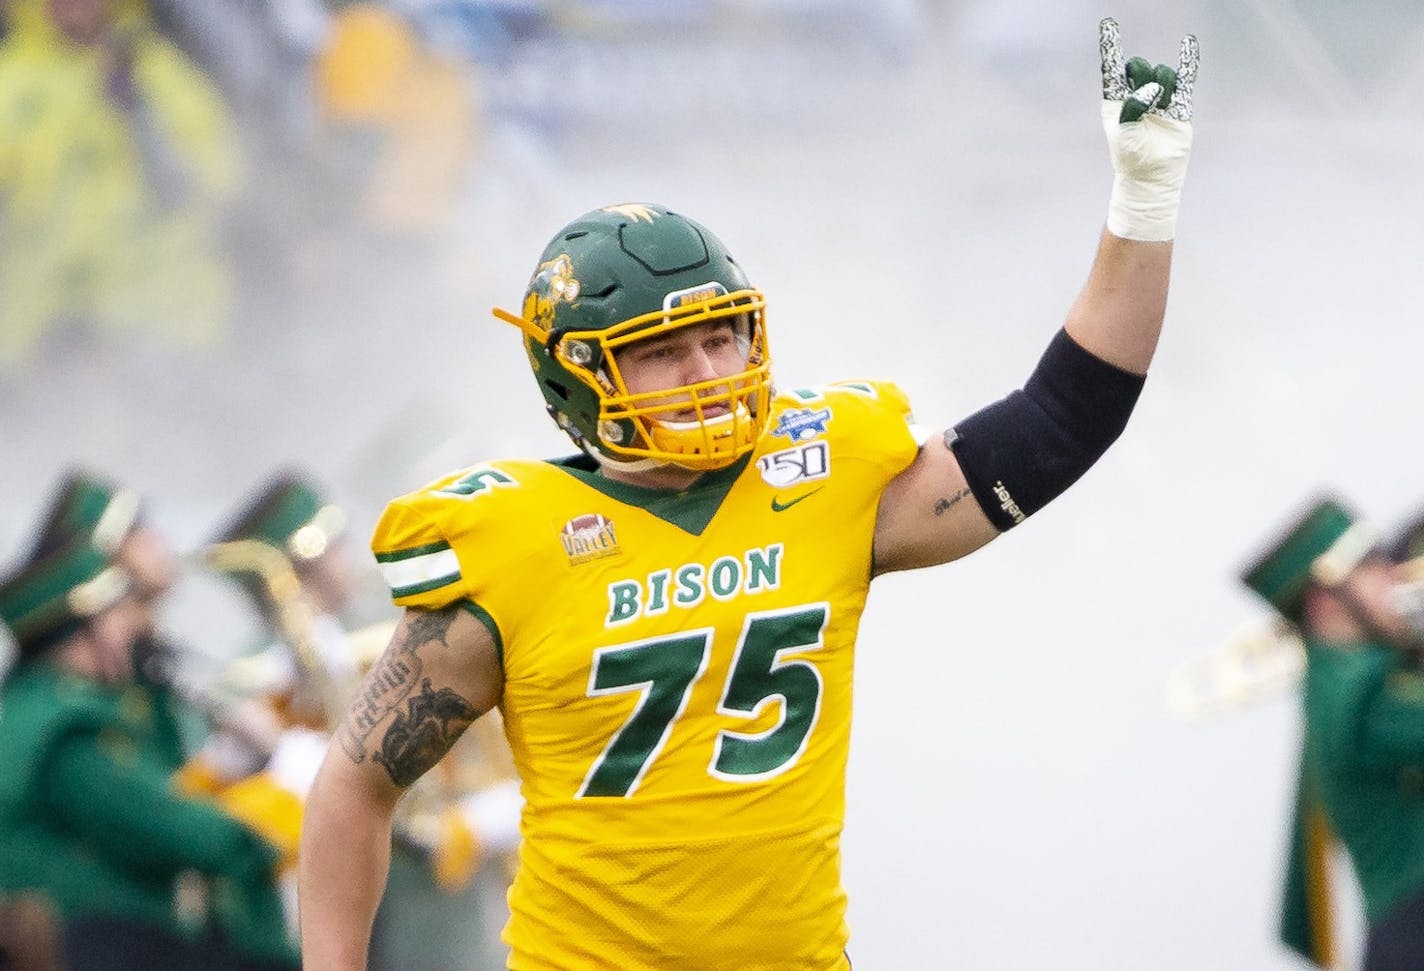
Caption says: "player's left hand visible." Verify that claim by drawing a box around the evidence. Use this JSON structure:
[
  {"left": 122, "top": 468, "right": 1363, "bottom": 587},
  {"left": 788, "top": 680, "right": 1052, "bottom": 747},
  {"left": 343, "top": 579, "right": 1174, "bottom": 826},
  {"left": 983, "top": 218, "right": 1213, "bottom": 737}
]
[{"left": 1098, "top": 18, "right": 1198, "bottom": 241}]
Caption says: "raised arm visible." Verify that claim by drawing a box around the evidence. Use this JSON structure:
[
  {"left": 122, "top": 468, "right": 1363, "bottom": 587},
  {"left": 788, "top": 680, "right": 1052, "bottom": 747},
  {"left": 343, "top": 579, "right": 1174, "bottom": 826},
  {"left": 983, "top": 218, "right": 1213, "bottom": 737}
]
[
  {"left": 1069, "top": 19, "right": 1198, "bottom": 372},
  {"left": 873, "top": 20, "right": 1198, "bottom": 574},
  {"left": 298, "top": 603, "right": 503, "bottom": 970}
]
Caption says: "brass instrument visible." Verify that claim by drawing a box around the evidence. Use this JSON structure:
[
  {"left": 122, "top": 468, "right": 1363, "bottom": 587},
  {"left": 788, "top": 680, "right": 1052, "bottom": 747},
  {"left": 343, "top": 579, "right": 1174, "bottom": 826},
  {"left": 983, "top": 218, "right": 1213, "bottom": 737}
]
[
  {"left": 1167, "top": 617, "right": 1306, "bottom": 718},
  {"left": 1169, "top": 551, "right": 1424, "bottom": 719},
  {"left": 202, "top": 538, "right": 351, "bottom": 729}
]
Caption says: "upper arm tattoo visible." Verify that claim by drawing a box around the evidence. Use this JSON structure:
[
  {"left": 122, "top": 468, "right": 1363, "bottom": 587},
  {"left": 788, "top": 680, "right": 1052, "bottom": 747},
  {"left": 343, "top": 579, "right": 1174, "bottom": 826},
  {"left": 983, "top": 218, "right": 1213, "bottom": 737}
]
[
  {"left": 933, "top": 487, "right": 972, "bottom": 516},
  {"left": 337, "top": 607, "right": 484, "bottom": 787}
]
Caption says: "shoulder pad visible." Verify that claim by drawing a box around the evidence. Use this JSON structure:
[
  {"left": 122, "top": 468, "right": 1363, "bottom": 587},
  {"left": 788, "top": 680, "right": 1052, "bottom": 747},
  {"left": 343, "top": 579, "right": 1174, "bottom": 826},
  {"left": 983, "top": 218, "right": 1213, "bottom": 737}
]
[
  {"left": 370, "top": 464, "right": 523, "bottom": 608},
  {"left": 770, "top": 379, "right": 923, "bottom": 470}
]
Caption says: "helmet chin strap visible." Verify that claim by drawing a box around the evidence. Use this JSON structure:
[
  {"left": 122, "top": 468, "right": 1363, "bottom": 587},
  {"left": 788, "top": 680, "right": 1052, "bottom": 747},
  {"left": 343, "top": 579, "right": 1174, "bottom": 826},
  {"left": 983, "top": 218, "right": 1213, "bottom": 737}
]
[
  {"left": 593, "top": 451, "right": 669, "bottom": 475},
  {"left": 588, "top": 429, "right": 727, "bottom": 476},
  {"left": 577, "top": 437, "right": 668, "bottom": 475},
  {"left": 583, "top": 404, "right": 750, "bottom": 476}
]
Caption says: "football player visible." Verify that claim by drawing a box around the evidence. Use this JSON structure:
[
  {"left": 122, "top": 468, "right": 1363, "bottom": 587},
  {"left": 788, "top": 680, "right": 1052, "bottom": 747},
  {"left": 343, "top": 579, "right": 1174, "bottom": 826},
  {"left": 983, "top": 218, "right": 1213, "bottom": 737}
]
[{"left": 300, "top": 18, "right": 1199, "bottom": 970}]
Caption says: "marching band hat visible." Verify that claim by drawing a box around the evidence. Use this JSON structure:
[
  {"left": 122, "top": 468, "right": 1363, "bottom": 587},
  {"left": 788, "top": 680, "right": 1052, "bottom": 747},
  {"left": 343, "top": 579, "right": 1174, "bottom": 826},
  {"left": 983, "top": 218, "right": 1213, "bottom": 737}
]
[
  {"left": 30, "top": 469, "right": 142, "bottom": 560},
  {"left": 1241, "top": 495, "right": 1378, "bottom": 620},
  {"left": 210, "top": 470, "right": 346, "bottom": 563},
  {"left": 0, "top": 541, "right": 130, "bottom": 658}
]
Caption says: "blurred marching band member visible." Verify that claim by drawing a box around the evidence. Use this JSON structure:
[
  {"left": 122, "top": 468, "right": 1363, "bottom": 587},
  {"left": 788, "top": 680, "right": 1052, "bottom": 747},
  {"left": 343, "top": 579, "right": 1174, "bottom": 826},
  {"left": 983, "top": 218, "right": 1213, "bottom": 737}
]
[
  {"left": 0, "top": 509, "right": 296, "bottom": 969},
  {"left": 1241, "top": 498, "right": 1424, "bottom": 971}
]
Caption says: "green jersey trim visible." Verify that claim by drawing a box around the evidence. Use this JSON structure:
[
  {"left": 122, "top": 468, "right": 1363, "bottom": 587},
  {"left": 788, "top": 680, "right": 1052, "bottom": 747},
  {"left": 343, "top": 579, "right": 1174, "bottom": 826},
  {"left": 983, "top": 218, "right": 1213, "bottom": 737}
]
[
  {"left": 381, "top": 545, "right": 462, "bottom": 598},
  {"left": 459, "top": 599, "right": 504, "bottom": 668},
  {"left": 375, "top": 540, "right": 452, "bottom": 563},
  {"left": 544, "top": 453, "right": 752, "bottom": 536}
]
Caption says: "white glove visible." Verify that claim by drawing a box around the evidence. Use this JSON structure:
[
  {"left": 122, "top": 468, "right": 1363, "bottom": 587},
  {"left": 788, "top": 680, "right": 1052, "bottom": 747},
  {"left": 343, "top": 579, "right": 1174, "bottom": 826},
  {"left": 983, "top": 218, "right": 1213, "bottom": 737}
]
[
  {"left": 267, "top": 727, "right": 330, "bottom": 799},
  {"left": 1099, "top": 18, "right": 1199, "bottom": 242},
  {"left": 460, "top": 779, "right": 523, "bottom": 856}
]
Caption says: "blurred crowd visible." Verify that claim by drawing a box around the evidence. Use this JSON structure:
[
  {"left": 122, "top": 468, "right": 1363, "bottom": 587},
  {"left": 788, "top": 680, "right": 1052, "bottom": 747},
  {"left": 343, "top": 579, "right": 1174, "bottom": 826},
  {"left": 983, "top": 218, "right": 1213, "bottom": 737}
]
[
  {"left": 0, "top": 0, "right": 501, "bottom": 367},
  {"left": 0, "top": 0, "right": 915, "bottom": 373},
  {"left": 0, "top": 0, "right": 493, "bottom": 370}
]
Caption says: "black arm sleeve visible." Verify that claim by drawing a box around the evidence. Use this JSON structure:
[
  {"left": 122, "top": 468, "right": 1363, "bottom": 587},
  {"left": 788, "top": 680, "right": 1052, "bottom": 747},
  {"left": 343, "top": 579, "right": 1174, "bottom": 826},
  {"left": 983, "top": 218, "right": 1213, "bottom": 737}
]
[{"left": 947, "top": 328, "right": 1146, "bottom": 531}]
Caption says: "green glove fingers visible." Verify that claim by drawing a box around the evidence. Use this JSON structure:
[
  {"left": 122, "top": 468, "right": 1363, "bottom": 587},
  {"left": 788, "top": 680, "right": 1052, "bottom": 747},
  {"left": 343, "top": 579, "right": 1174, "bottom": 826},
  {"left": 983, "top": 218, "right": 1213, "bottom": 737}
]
[
  {"left": 1124, "top": 56, "right": 1155, "bottom": 92},
  {"left": 1152, "top": 64, "right": 1177, "bottom": 109},
  {"left": 1119, "top": 81, "right": 1163, "bottom": 123},
  {"left": 1120, "top": 58, "right": 1176, "bottom": 122}
]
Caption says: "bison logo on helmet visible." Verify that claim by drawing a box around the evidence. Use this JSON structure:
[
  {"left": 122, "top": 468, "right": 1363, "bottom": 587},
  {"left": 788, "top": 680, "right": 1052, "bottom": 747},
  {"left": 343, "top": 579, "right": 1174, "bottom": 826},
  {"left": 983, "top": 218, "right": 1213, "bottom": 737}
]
[
  {"left": 600, "top": 203, "right": 660, "bottom": 223},
  {"left": 523, "top": 254, "right": 581, "bottom": 331}
]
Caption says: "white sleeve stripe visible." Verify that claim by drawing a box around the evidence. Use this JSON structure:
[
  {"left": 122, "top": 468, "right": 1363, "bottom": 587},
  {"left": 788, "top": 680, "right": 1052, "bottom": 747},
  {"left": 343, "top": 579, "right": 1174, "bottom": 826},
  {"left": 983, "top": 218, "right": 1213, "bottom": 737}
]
[{"left": 380, "top": 548, "right": 462, "bottom": 592}]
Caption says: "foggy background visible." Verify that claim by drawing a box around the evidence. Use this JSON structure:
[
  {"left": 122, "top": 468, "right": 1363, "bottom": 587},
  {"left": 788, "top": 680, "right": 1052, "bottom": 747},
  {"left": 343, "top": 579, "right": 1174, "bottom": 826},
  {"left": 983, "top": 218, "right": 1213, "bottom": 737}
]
[{"left": 4, "top": 0, "right": 1423, "bottom": 967}]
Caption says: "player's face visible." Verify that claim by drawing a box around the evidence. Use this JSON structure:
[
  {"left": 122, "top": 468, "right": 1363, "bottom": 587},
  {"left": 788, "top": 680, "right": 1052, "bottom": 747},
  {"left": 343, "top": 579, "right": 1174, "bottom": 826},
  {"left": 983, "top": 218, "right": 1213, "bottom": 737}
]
[{"left": 613, "top": 319, "right": 747, "bottom": 421}]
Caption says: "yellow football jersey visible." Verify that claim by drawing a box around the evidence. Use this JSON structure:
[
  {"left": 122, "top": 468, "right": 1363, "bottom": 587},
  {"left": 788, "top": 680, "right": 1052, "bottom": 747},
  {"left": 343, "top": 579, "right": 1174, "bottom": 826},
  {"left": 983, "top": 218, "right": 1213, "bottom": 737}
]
[{"left": 372, "top": 380, "right": 923, "bottom": 970}]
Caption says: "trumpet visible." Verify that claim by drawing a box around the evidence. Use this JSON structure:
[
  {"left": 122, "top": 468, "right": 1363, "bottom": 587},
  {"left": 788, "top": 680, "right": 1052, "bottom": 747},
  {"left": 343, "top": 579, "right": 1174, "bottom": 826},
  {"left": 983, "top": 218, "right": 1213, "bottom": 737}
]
[
  {"left": 1169, "top": 550, "right": 1424, "bottom": 719},
  {"left": 200, "top": 538, "right": 351, "bottom": 730},
  {"left": 1167, "top": 617, "right": 1306, "bottom": 718}
]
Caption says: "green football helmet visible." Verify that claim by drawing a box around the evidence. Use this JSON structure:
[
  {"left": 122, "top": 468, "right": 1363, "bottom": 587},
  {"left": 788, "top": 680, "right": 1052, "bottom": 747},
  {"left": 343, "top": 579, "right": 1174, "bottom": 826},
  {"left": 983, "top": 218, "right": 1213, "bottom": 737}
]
[{"left": 493, "top": 203, "right": 772, "bottom": 471}]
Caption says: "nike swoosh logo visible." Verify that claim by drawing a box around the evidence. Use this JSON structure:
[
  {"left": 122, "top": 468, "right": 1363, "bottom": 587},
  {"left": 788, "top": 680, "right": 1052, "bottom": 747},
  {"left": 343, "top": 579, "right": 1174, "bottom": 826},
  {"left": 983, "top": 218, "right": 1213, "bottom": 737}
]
[{"left": 771, "top": 487, "right": 824, "bottom": 512}]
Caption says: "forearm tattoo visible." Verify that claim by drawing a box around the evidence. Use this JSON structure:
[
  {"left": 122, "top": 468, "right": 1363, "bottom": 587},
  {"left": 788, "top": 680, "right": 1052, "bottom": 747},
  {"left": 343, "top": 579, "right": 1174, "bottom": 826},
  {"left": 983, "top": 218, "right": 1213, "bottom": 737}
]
[
  {"left": 337, "top": 608, "right": 483, "bottom": 786},
  {"left": 933, "top": 487, "right": 972, "bottom": 516}
]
